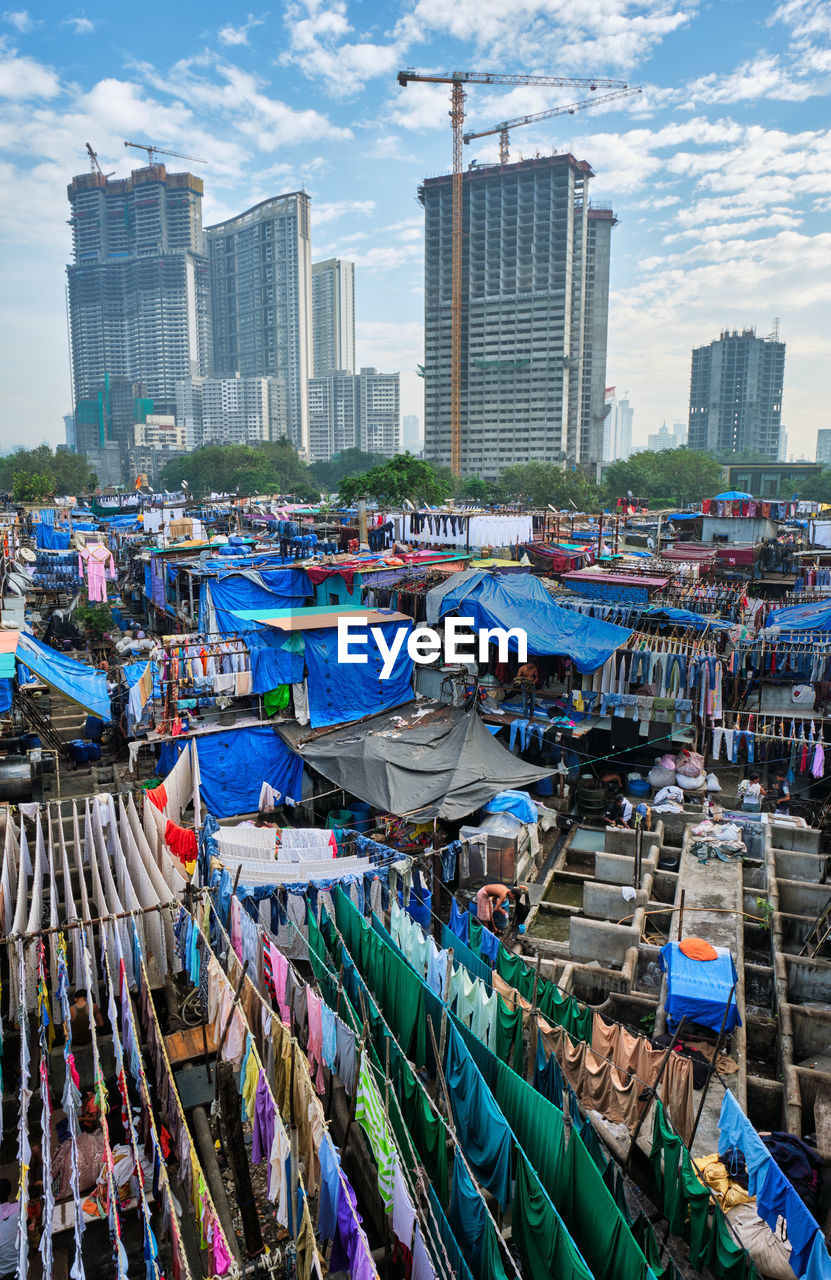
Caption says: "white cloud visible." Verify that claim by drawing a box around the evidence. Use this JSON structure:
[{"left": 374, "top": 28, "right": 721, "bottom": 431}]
[
  {"left": 64, "top": 16, "right": 95, "bottom": 34},
  {"left": 282, "top": 0, "right": 401, "bottom": 94},
  {"left": 0, "top": 47, "right": 60, "bottom": 98},
  {"left": 394, "top": 0, "right": 694, "bottom": 70},
  {"left": 2, "top": 9, "right": 33, "bottom": 32},
  {"left": 314, "top": 198, "right": 375, "bottom": 225},
  {"left": 218, "top": 13, "right": 265, "bottom": 46}
]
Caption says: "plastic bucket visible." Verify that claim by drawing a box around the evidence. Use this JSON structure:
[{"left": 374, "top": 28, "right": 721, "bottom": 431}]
[
  {"left": 326, "top": 809, "right": 354, "bottom": 840},
  {"left": 398, "top": 888, "right": 432, "bottom": 930},
  {"left": 534, "top": 775, "right": 555, "bottom": 797},
  {"left": 628, "top": 778, "right": 650, "bottom": 798},
  {"left": 350, "top": 802, "right": 372, "bottom": 832},
  {"left": 70, "top": 740, "right": 88, "bottom": 765},
  {"left": 86, "top": 743, "right": 102, "bottom": 762}
]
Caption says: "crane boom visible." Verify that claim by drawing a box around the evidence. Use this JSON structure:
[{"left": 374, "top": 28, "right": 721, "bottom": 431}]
[
  {"left": 123, "top": 140, "right": 207, "bottom": 165},
  {"left": 398, "top": 70, "right": 627, "bottom": 89},
  {"left": 398, "top": 67, "right": 628, "bottom": 477},
  {"left": 463, "top": 85, "right": 641, "bottom": 144}
]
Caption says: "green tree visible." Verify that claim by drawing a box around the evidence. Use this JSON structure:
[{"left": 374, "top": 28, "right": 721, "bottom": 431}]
[
  {"left": 604, "top": 447, "right": 722, "bottom": 506},
  {"left": 0, "top": 445, "right": 96, "bottom": 498},
  {"left": 458, "top": 476, "right": 492, "bottom": 502},
  {"left": 338, "top": 453, "right": 451, "bottom": 506},
  {"left": 800, "top": 469, "right": 831, "bottom": 504},
  {"left": 13, "top": 471, "right": 54, "bottom": 502},
  {"left": 309, "top": 448, "right": 389, "bottom": 492},
  {"left": 499, "top": 461, "right": 603, "bottom": 510},
  {"left": 160, "top": 439, "right": 320, "bottom": 500}
]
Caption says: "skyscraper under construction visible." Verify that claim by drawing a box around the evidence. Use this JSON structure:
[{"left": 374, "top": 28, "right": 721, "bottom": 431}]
[
  {"left": 66, "top": 164, "right": 212, "bottom": 436},
  {"left": 420, "top": 153, "right": 614, "bottom": 477}
]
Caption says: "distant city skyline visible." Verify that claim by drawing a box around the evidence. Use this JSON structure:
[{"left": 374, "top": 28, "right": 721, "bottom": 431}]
[{"left": 1, "top": 2, "right": 830, "bottom": 457}]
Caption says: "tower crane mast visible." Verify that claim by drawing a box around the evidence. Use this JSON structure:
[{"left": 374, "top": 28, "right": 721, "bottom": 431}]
[{"left": 397, "top": 69, "right": 629, "bottom": 476}]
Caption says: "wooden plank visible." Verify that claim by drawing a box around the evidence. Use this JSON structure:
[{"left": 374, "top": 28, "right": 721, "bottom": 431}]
[
  {"left": 813, "top": 1089, "right": 831, "bottom": 1160},
  {"left": 165, "top": 1023, "right": 217, "bottom": 1067}
]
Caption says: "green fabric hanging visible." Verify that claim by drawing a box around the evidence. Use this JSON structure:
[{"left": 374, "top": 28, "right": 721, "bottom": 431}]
[
  {"left": 496, "top": 945, "right": 536, "bottom": 1001},
  {"left": 493, "top": 993, "right": 524, "bottom": 1074},
  {"left": 698, "top": 1208, "right": 754, "bottom": 1280},
  {"left": 263, "top": 684, "right": 290, "bottom": 715},
  {"left": 512, "top": 1150, "right": 595, "bottom": 1280},
  {"left": 469, "top": 914, "right": 484, "bottom": 953},
  {"left": 399, "top": 1061, "right": 449, "bottom": 1206},
  {"left": 481, "top": 1216, "right": 512, "bottom": 1280},
  {"left": 559, "top": 1132, "right": 652, "bottom": 1280},
  {"left": 680, "top": 1148, "right": 715, "bottom": 1270},
  {"left": 649, "top": 1101, "right": 686, "bottom": 1236}
]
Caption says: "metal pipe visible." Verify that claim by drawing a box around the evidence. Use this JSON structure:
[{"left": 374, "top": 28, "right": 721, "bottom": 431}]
[{"left": 192, "top": 1103, "right": 243, "bottom": 1266}]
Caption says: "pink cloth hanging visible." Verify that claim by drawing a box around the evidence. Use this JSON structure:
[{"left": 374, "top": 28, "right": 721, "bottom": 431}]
[{"left": 78, "top": 543, "right": 116, "bottom": 603}]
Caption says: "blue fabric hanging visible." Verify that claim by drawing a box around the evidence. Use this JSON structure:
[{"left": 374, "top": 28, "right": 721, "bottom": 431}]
[
  {"left": 444, "top": 1026, "right": 513, "bottom": 1211},
  {"left": 449, "top": 896, "right": 470, "bottom": 945},
  {"left": 719, "top": 1091, "right": 831, "bottom": 1279}
]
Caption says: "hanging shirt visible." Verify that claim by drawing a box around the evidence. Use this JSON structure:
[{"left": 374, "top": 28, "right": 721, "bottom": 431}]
[{"left": 354, "top": 1059, "right": 396, "bottom": 1211}]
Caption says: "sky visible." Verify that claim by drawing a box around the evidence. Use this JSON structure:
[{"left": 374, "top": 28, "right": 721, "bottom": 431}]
[{"left": 0, "top": 0, "right": 830, "bottom": 459}]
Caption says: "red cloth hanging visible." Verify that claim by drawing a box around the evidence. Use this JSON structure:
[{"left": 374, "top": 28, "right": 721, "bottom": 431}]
[
  {"left": 146, "top": 784, "right": 168, "bottom": 811},
  {"left": 164, "top": 820, "right": 197, "bottom": 866}
]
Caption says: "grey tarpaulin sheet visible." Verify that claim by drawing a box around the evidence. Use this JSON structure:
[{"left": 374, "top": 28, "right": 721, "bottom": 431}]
[{"left": 278, "top": 703, "right": 553, "bottom": 821}]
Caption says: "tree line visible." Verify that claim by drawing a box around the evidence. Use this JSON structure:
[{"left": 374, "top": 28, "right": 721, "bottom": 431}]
[{"left": 0, "top": 438, "right": 734, "bottom": 509}]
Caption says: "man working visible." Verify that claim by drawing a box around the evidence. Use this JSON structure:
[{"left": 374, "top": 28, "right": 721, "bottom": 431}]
[
  {"left": 475, "top": 882, "right": 528, "bottom": 934},
  {"left": 772, "top": 770, "right": 791, "bottom": 814},
  {"left": 605, "top": 792, "right": 633, "bottom": 828},
  {"left": 738, "top": 772, "right": 765, "bottom": 812},
  {"left": 511, "top": 660, "right": 541, "bottom": 717}
]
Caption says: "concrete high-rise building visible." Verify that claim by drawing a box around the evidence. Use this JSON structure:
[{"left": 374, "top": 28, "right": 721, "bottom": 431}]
[
  {"left": 359, "top": 368, "right": 400, "bottom": 456},
  {"left": 176, "top": 375, "right": 287, "bottom": 447},
  {"left": 402, "top": 414, "right": 421, "bottom": 454},
  {"left": 308, "top": 371, "right": 359, "bottom": 462},
  {"left": 603, "top": 389, "right": 633, "bottom": 462},
  {"left": 688, "top": 328, "right": 785, "bottom": 460},
  {"left": 816, "top": 430, "right": 831, "bottom": 465},
  {"left": 420, "top": 154, "right": 613, "bottom": 477},
  {"left": 66, "top": 165, "right": 211, "bottom": 421},
  {"left": 311, "top": 259, "right": 355, "bottom": 376},
  {"left": 205, "top": 193, "right": 312, "bottom": 456},
  {"left": 307, "top": 368, "right": 400, "bottom": 462}
]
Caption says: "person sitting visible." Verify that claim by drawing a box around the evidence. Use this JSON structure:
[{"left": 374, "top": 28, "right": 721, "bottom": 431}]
[
  {"left": 53, "top": 1091, "right": 106, "bottom": 1202},
  {"left": 605, "top": 791, "right": 633, "bottom": 828}
]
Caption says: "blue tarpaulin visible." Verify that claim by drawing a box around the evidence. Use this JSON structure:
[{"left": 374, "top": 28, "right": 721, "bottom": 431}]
[
  {"left": 437, "top": 571, "right": 631, "bottom": 672},
  {"left": 246, "top": 630, "right": 304, "bottom": 693},
  {"left": 482, "top": 789, "right": 537, "bottom": 823},
  {"left": 303, "top": 619, "right": 414, "bottom": 728},
  {"left": 35, "top": 523, "right": 71, "bottom": 550},
  {"left": 15, "top": 632, "right": 112, "bottom": 721},
  {"left": 660, "top": 941, "right": 741, "bottom": 1033},
  {"left": 765, "top": 601, "right": 831, "bottom": 632},
  {"left": 0, "top": 678, "right": 12, "bottom": 715},
  {"left": 196, "top": 726, "right": 304, "bottom": 818},
  {"left": 714, "top": 490, "right": 753, "bottom": 501},
  {"left": 199, "top": 568, "right": 312, "bottom": 633}
]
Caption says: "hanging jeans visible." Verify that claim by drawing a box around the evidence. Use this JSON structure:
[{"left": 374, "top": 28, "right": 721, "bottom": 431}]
[
  {"left": 733, "top": 730, "right": 755, "bottom": 764},
  {"left": 674, "top": 698, "right": 693, "bottom": 725},
  {"left": 521, "top": 683, "right": 536, "bottom": 717},
  {"left": 711, "top": 727, "right": 735, "bottom": 761},
  {"left": 666, "top": 653, "right": 687, "bottom": 694},
  {"left": 629, "top": 650, "right": 652, "bottom": 684}
]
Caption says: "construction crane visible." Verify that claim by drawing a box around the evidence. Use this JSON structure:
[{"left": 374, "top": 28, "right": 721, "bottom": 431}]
[
  {"left": 85, "top": 142, "right": 113, "bottom": 178},
  {"left": 397, "top": 69, "right": 629, "bottom": 475},
  {"left": 463, "top": 85, "right": 642, "bottom": 164},
  {"left": 123, "top": 140, "right": 207, "bottom": 166}
]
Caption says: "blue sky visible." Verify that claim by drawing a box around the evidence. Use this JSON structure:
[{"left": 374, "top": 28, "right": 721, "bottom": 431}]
[{"left": 1, "top": 0, "right": 830, "bottom": 457}]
